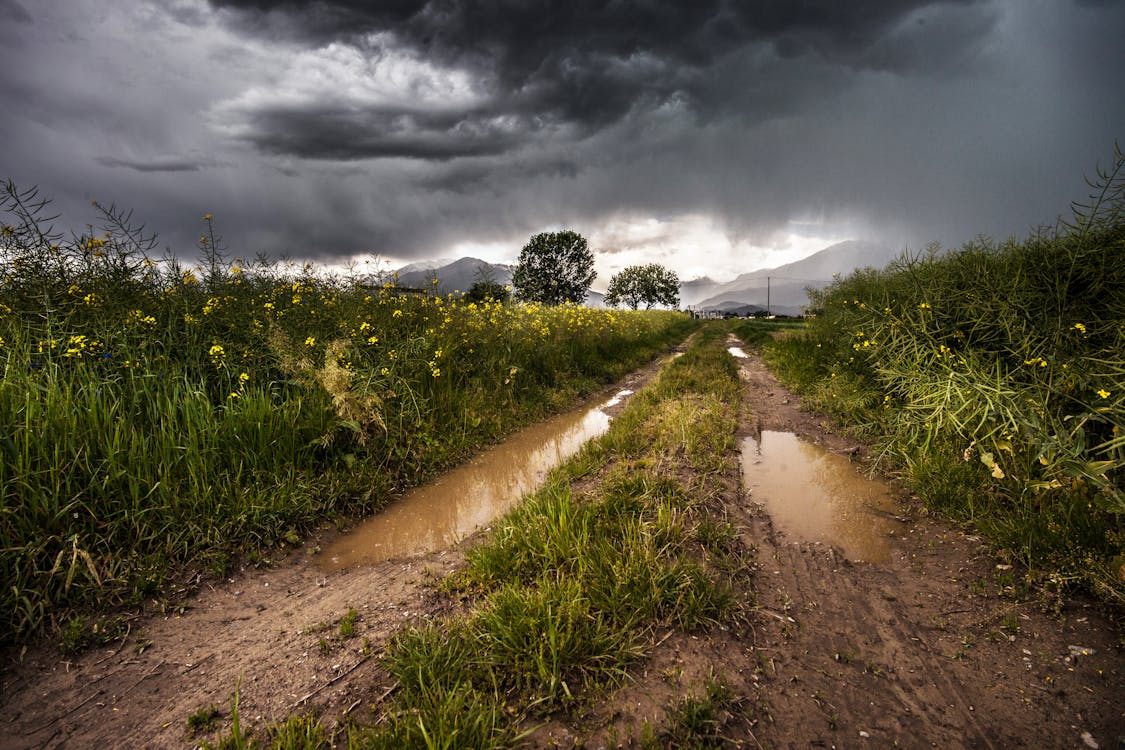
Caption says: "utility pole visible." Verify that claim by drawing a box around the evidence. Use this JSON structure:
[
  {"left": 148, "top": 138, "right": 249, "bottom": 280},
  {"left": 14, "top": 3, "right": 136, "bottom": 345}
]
[{"left": 766, "top": 276, "right": 770, "bottom": 317}]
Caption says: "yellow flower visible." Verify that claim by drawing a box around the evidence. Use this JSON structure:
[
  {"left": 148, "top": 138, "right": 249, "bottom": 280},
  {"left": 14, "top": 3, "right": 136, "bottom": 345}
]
[
  {"left": 203, "top": 213, "right": 213, "bottom": 221},
  {"left": 380, "top": 367, "right": 390, "bottom": 376},
  {"left": 918, "top": 302, "right": 931, "bottom": 309},
  {"left": 393, "top": 309, "right": 403, "bottom": 318},
  {"left": 367, "top": 335, "right": 379, "bottom": 345},
  {"left": 305, "top": 336, "right": 316, "bottom": 347},
  {"left": 239, "top": 372, "right": 250, "bottom": 384},
  {"left": 1072, "top": 322, "right": 1087, "bottom": 334},
  {"left": 1096, "top": 389, "right": 1110, "bottom": 399},
  {"left": 209, "top": 344, "right": 225, "bottom": 357}
]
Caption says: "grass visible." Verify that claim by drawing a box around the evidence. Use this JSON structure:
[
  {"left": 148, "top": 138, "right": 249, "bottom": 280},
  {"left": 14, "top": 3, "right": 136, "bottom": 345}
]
[
  {"left": 756, "top": 147, "right": 1125, "bottom": 606},
  {"left": 0, "top": 180, "right": 700, "bottom": 645},
  {"left": 339, "top": 323, "right": 750, "bottom": 747}
]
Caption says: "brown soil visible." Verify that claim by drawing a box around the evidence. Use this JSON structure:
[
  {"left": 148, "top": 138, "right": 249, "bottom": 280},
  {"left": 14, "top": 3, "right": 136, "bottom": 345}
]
[
  {"left": 728, "top": 338, "right": 1124, "bottom": 749},
  {"left": 2, "top": 339, "right": 1122, "bottom": 749}
]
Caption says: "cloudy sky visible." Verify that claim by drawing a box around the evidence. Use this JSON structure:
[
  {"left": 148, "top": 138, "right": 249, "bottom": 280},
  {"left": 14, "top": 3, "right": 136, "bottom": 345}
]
[{"left": 2, "top": 0, "right": 1122, "bottom": 287}]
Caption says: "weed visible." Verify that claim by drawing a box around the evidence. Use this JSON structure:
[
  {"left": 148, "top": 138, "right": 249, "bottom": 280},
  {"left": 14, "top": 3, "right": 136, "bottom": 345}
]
[
  {"left": 338, "top": 607, "right": 358, "bottom": 638},
  {"left": 187, "top": 704, "right": 220, "bottom": 734},
  {"left": 658, "top": 674, "right": 737, "bottom": 748}
]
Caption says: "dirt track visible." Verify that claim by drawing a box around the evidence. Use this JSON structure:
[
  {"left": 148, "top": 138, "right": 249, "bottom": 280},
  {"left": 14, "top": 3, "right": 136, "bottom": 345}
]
[
  {"left": 1, "top": 341, "right": 1122, "bottom": 748},
  {"left": 731, "top": 342, "right": 1123, "bottom": 749}
]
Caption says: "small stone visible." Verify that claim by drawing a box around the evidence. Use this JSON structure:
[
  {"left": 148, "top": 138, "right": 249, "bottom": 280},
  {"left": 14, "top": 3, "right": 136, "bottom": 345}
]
[
  {"left": 859, "top": 730, "right": 870, "bottom": 738},
  {"left": 1080, "top": 730, "right": 1099, "bottom": 749}
]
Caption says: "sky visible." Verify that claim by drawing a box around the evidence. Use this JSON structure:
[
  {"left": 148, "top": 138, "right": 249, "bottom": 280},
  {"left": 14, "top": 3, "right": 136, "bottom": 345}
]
[{"left": 1, "top": 0, "right": 1122, "bottom": 288}]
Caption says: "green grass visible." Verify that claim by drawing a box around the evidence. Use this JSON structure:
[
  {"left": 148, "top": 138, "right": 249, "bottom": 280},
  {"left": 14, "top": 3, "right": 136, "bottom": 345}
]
[
  {"left": 0, "top": 180, "right": 700, "bottom": 644},
  {"left": 756, "top": 147, "right": 1125, "bottom": 606},
  {"left": 344, "top": 324, "right": 749, "bottom": 748}
]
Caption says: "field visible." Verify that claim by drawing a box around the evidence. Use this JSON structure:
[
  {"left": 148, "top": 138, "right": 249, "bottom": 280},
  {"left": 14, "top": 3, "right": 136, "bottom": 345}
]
[
  {"left": 0, "top": 181, "right": 696, "bottom": 645},
  {"left": 1, "top": 155, "right": 1123, "bottom": 748}
]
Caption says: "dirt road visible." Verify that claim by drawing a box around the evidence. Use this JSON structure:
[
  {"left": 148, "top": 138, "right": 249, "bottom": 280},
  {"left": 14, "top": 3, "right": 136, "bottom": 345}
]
[
  {"left": 730, "top": 341, "right": 1123, "bottom": 749},
  {"left": 1, "top": 341, "right": 1121, "bottom": 748}
]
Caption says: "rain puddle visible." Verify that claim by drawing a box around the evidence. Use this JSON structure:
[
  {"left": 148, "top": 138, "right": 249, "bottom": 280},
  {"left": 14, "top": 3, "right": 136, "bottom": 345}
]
[
  {"left": 727, "top": 346, "right": 749, "bottom": 359},
  {"left": 741, "top": 431, "right": 902, "bottom": 562},
  {"left": 320, "top": 390, "right": 634, "bottom": 569}
]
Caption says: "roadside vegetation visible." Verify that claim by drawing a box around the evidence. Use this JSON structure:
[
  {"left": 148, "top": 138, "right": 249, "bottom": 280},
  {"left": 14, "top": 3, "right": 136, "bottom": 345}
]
[
  {"left": 760, "top": 149, "right": 1125, "bottom": 606},
  {"left": 0, "top": 181, "right": 697, "bottom": 645},
  {"left": 201, "top": 324, "right": 751, "bottom": 748}
]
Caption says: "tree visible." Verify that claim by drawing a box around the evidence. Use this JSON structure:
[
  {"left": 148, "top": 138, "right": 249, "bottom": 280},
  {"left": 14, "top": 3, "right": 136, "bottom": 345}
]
[
  {"left": 510, "top": 230, "right": 596, "bottom": 305},
  {"left": 604, "top": 263, "right": 680, "bottom": 310},
  {"left": 464, "top": 264, "right": 511, "bottom": 304}
]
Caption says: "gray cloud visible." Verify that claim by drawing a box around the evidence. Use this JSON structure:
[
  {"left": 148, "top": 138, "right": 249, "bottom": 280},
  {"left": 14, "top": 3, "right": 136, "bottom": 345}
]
[
  {"left": 0, "top": 0, "right": 1122, "bottom": 276},
  {"left": 206, "top": 0, "right": 990, "bottom": 161}
]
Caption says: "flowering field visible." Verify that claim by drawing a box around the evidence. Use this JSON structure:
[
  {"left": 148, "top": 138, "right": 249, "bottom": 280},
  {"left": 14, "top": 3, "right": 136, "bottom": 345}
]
[
  {"left": 0, "top": 183, "right": 696, "bottom": 644},
  {"left": 759, "top": 152, "right": 1125, "bottom": 605}
]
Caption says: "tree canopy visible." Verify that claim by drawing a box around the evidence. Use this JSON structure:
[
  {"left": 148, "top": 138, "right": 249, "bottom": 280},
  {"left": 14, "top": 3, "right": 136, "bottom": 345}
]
[
  {"left": 604, "top": 263, "right": 680, "bottom": 310},
  {"left": 510, "top": 230, "right": 596, "bottom": 305}
]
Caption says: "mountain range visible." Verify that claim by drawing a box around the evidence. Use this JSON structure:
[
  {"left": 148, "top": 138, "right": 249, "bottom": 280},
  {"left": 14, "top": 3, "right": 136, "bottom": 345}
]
[{"left": 389, "top": 239, "right": 898, "bottom": 315}]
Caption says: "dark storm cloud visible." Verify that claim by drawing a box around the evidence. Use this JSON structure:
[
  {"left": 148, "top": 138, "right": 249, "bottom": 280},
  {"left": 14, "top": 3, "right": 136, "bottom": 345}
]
[
  {"left": 208, "top": 0, "right": 988, "bottom": 161},
  {"left": 94, "top": 156, "right": 232, "bottom": 173},
  {"left": 0, "top": 0, "right": 30, "bottom": 23},
  {"left": 2, "top": 0, "right": 1122, "bottom": 276}
]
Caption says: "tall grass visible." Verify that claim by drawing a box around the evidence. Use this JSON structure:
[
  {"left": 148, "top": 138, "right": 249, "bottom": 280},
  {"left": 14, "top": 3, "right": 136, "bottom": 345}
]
[
  {"left": 0, "top": 181, "right": 698, "bottom": 644},
  {"left": 761, "top": 148, "right": 1125, "bottom": 604}
]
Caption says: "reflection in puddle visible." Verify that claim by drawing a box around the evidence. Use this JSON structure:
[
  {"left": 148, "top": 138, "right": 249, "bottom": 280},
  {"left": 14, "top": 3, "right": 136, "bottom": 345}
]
[
  {"left": 727, "top": 346, "right": 749, "bottom": 359},
  {"left": 741, "top": 431, "right": 901, "bottom": 562},
  {"left": 320, "top": 391, "right": 632, "bottom": 569}
]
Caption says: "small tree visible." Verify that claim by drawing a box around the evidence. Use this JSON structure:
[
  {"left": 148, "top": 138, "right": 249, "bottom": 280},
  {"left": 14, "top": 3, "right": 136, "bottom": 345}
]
[
  {"left": 605, "top": 263, "right": 680, "bottom": 309},
  {"left": 510, "top": 230, "right": 596, "bottom": 305},
  {"left": 464, "top": 264, "right": 511, "bottom": 304}
]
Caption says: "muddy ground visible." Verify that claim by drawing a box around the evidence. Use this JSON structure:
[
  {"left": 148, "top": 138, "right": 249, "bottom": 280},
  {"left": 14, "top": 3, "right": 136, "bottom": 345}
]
[{"left": 2, "top": 340, "right": 1122, "bottom": 749}]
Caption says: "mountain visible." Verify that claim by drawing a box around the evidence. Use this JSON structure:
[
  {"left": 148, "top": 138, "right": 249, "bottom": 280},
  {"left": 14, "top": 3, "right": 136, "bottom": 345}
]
[
  {"left": 390, "top": 239, "right": 896, "bottom": 313},
  {"left": 393, "top": 257, "right": 513, "bottom": 294},
  {"left": 391, "top": 257, "right": 607, "bottom": 306},
  {"left": 690, "top": 240, "right": 897, "bottom": 315},
  {"left": 395, "top": 257, "right": 458, "bottom": 275}
]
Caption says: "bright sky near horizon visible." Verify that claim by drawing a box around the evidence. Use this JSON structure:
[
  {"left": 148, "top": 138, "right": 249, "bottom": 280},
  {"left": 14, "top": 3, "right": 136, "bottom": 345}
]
[{"left": 1, "top": 0, "right": 1122, "bottom": 285}]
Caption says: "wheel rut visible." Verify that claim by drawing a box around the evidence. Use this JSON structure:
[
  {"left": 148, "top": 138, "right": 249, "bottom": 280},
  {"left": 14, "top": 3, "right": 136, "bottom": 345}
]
[{"left": 731, "top": 337, "right": 1122, "bottom": 749}]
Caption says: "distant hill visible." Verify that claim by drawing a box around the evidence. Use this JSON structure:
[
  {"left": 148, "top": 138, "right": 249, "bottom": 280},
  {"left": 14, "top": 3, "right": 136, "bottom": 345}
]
[
  {"left": 393, "top": 257, "right": 513, "bottom": 295},
  {"left": 389, "top": 240, "right": 896, "bottom": 313},
  {"left": 391, "top": 257, "right": 606, "bottom": 306},
  {"left": 690, "top": 240, "right": 897, "bottom": 315}
]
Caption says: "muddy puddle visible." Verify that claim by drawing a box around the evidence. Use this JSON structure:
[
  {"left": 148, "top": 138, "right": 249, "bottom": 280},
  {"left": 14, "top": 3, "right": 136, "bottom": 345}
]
[
  {"left": 741, "top": 431, "right": 902, "bottom": 562},
  {"left": 320, "top": 391, "right": 634, "bottom": 569},
  {"left": 727, "top": 346, "right": 749, "bottom": 359}
]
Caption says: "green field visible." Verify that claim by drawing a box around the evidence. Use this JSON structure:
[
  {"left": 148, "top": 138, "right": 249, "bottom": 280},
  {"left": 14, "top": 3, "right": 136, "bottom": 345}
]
[{"left": 0, "top": 181, "right": 697, "bottom": 645}]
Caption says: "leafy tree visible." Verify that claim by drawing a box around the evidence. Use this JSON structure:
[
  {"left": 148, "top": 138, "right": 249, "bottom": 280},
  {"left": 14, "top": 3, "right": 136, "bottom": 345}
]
[
  {"left": 465, "top": 265, "right": 511, "bottom": 304},
  {"left": 605, "top": 263, "right": 680, "bottom": 310},
  {"left": 510, "top": 230, "right": 596, "bottom": 305}
]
